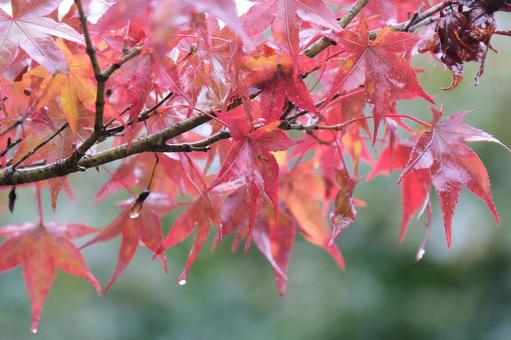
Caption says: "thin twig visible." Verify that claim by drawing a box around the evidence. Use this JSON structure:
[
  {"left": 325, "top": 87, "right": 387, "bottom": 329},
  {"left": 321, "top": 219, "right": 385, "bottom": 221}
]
[
  {"left": 281, "top": 114, "right": 431, "bottom": 131},
  {"left": 104, "top": 92, "right": 174, "bottom": 137},
  {"left": 0, "top": 113, "right": 29, "bottom": 137},
  {"left": 403, "top": 4, "right": 426, "bottom": 32},
  {"left": 102, "top": 46, "right": 143, "bottom": 79},
  {"left": 0, "top": 138, "right": 21, "bottom": 158},
  {"left": 11, "top": 123, "right": 68, "bottom": 169},
  {"left": 369, "top": 1, "right": 449, "bottom": 39},
  {"left": 287, "top": 87, "right": 365, "bottom": 122}
]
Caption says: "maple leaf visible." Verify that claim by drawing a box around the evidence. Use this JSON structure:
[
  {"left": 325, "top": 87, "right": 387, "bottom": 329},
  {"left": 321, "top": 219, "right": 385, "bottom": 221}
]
[
  {"left": 104, "top": 52, "right": 153, "bottom": 123},
  {"left": 243, "top": 45, "right": 320, "bottom": 121},
  {"left": 81, "top": 192, "right": 175, "bottom": 293},
  {"left": 30, "top": 40, "right": 96, "bottom": 133},
  {"left": 242, "top": 0, "right": 340, "bottom": 65},
  {"left": 9, "top": 99, "right": 96, "bottom": 208},
  {"left": 9, "top": 108, "right": 89, "bottom": 209},
  {"left": 367, "top": 141, "right": 431, "bottom": 242},
  {"left": 0, "top": 221, "right": 100, "bottom": 333},
  {"left": 220, "top": 184, "right": 337, "bottom": 296},
  {"left": 280, "top": 160, "right": 345, "bottom": 269},
  {"left": 216, "top": 190, "right": 296, "bottom": 294},
  {"left": 329, "top": 168, "right": 357, "bottom": 245},
  {"left": 253, "top": 204, "right": 296, "bottom": 295},
  {"left": 364, "top": 0, "right": 429, "bottom": 25},
  {"left": 96, "top": 153, "right": 187, "bottom": 202},
  {"left": 161, "top": 195, "right": 221, "bottom": 285},
  {"left": 94, "top": 0, "right": 248, "bottom": 44},
  {"left": 210, "top": 111, "right": 298, "bottom": 248},
  {"left": 191, "top": 0, "right": 250, "bottom": 44},
  {"left": 0, "top": 0, "right": 84, "bottom": 73},
  {"left": 326, "top": 18, "right": 434, "bottom": 140},
  {"left": 399, "top": 108, "right": 508, "bottom": 246},
  {"left": 319, "top": 89, "right": 373, "bottom": 174}
]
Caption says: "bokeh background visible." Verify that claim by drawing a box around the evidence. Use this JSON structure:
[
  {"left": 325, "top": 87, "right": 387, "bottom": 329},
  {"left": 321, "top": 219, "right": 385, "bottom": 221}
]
[{"left": 1, "top": 11, "right": 511, "bottom": 340}]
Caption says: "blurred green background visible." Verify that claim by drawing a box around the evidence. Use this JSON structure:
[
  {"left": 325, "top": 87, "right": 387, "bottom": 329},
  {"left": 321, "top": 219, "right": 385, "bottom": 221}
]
[{"left": 1, "top": 20, "right": 511, "bottom": 340}]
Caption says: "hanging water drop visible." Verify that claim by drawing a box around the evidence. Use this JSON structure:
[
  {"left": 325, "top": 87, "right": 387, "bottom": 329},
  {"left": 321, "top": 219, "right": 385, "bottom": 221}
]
[
  {"left": 30, "top": 327, "right": 38, "bottom": 334},
  {"left": 178, "top": 279, "right": 187, "bottom": 286},
  {"left": 129, "top": 191, "right": 150, "bottom": 219},
  {"left": 129, "top": 210, "right": 140, "bottom": 219},
  {"left": 416, "top": 247, "right": 426, "bottom": 261},
  {"left": 416, "top": 219, "right": 431, "bottom": 262}
]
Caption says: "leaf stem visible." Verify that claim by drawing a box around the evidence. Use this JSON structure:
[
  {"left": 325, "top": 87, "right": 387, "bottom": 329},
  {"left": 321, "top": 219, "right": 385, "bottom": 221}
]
[
  {"left": 0, "top": 138, "right": 21, "bottom": 158},
  {"left": 35, "top": 182, "right": 43, "bottom": 225},
  {"left": 384, "top": 114, "right": 431, "bottom": 128}
]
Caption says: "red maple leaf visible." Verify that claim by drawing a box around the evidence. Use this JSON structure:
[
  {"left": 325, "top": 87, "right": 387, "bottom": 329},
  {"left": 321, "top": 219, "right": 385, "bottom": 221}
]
[
  {"left": 364, "top": 0, "right": 430, "bottom": 25},
  {"left": 96, "top": 153, "right": 184, "bottom": 202},
  {"left": 280, "top": 160, "right": 346, "bottom": 269},
  {"left": 82, "top": 192, "right": 175, "bottom": 293},
  {"left": 367, "top": 141, "right": 431, "bottom": 242},
  {"left": 0, "top": 221, "right": 100, "bottom": 333},
  {"left": 329, "top": 167, "right": 357, "bottom": 244},
  {"left": 243, "top": 45, "right": 320, "bottom": 121},
  {"left": 317, "top": 89, "right": 373, "bottom": 174},
  {"left": 253, "top": 204, "right": 296, "bottom": 295},
  {"left": 161, "top": 194, "right": 221, "bottom": 285},
  {"left": 221, "top": 184, "right": 341, "bottom": 296},
  {"left": 94, "top": 0, "right": 248, "bottom": 43},
  {"left": 399, "top": 108, "right": 508, "bottom": 246},
  {"left": 242, "top": 0, "right": 340, "bottom": 65},
  {"left": 209, "top": 110, "right": 298, "bottom": 248},
  {"left": 0, "top": 0, "right": 83, "bottom": 73},
  {"left": 326, "top": 18, "right": 434, "bottom": 139}
]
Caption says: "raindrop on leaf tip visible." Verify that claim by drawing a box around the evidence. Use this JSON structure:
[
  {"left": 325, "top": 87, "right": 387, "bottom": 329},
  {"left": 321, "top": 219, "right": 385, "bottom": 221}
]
[{"left": 416, "top": 248, "right": 426, "bottom": 261}]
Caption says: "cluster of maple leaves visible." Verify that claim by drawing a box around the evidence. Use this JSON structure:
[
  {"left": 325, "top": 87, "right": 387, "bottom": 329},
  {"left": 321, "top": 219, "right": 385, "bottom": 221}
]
[{"left": 0, "top": 0, "right": 509, "bottom": 332}]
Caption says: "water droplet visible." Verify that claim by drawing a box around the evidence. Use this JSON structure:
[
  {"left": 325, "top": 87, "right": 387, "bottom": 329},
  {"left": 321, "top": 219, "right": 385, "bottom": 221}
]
[
  {"left": 30, "top": 327, "right": 38, "bottom": 334},
  {"left": 416, "top": 247, "right": 426, "bottom": 261},
  {"left": 128, "top": 191, "right": 150, "bottom": 218},
  {"left": 129, "top": 211, "right": 140, "bottom": 219},
  {"left": 178, "top": 279, "right": 187, "bottom": 286}
]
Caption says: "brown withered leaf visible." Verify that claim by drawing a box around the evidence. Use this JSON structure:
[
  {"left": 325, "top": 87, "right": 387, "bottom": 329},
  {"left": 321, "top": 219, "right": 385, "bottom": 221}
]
[{"left": 419, "top": 0, "right": 511, "bottom": 89}]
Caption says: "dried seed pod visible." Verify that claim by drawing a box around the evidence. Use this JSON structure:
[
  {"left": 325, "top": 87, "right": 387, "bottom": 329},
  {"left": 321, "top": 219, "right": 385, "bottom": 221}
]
[{"left": 419, "top": 0, "right": 509, "bottom": 89}]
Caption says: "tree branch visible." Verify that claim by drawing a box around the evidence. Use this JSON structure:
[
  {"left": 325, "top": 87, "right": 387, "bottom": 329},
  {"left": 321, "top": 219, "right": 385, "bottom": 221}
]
[
  {"left": 0, "top": 113, "right": 29, "bottom": 137},
  {"left": 305, "top": 0, "right": 448, "bottom": 57},
  {"left": 0, "top": 0, "right": 369, "bottom": 185},
  {"left": 304, "top": 0, "right": 369, "bottom": 57},
  {"left": 71, "top": 0, "right": 142, "bottom": 164},
  {"left": 0, "top": 0, "right": 438, "bottom": 186},
  {"left": 369, "top": 1, "right": 448, "bottom": 39},
  {"left": 0, "top": 138, "right": 21, "bottom": 159}
]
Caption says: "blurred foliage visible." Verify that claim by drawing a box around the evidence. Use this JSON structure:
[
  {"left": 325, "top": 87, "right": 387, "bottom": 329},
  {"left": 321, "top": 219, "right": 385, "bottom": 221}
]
[{"left": 1, "top": 24, "right": 511, "bottom": 340}]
